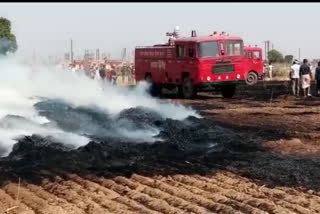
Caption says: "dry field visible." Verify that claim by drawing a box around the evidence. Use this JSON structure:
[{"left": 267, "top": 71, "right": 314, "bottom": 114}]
[{"left": 1, "top": 81, "right": 320, "bottom": 214}]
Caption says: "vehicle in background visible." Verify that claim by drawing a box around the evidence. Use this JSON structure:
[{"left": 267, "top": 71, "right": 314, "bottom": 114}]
[{"left": 243, "top": 46, "right": 264, "bottom": 85}]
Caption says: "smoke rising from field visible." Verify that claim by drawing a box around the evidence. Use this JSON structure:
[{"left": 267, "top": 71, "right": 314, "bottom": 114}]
[{"left": 0, "top": 55, "right": 199, "bottom": 156}]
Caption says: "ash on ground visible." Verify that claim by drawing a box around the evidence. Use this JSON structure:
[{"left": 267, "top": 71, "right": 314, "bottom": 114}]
[{"left": 0, "top": 99, "right": 239, "bottom": 178}]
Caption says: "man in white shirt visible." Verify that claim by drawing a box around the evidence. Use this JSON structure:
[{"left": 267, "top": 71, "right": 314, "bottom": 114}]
[
  {"left": 268, "top": 62, "right": 273, "bottom": 80},
  {"left": 290, "top": 60, "right": 300, "bottom": 96},
  {"left": 94, "top": 66, "right": 101, "bottom": 81}
]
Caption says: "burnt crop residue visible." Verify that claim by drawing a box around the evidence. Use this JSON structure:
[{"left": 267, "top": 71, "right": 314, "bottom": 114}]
[{"left": 0, "top": 98, "right": 242, "bottom": 176}]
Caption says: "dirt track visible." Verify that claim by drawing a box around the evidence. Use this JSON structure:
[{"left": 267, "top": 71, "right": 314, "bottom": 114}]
[{"left": 1, "top": 81, "right": 320, "bottom": 214}]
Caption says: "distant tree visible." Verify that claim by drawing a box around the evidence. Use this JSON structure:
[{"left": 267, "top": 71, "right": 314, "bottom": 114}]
[
  {"left": 268, "top": 49, "right": 284, "bottom": 63},
  {"left": 284, "top": 55, "right": 294, "bottom": 64},
  {"left": 0, "top": 17, "right": 17, "bottom": 55}
]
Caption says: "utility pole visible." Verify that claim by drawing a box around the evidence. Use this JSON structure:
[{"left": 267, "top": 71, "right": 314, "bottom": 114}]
[
  {"left": 264, "top": 40, "right": 270, "bottom": 62},
  {"left": 267, "top": 40, "right": 270, "bottom": 62},
  {"left": 121, "top": 48, "right": 127, "bottom": 62},
  {"left": 96, "top": 49, "right": 100, "bottom": 62},
  {"left": 298, "top": 48, "right": 301, "bottom": 62},
  {"left": 264, "top": 41, "right": 267, "bottom": 61},
  {"left": 70, "top": 39, "right": 73, "bottom": 64},
  {"left": 84, "top": 49, "right": 89, "bottom": 61}
]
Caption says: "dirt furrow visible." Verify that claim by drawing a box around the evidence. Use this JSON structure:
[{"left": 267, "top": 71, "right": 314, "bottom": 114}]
[
  {"left": 216, "top": 172, "right": 319, "bottom": 200},
  {"left": 274, "top": 187, "right": 320, "bottom": 211},
  {"left": 25, "top": 183, "right": 84, "bottom": 214},
  {"left": 66, "top": 174, "right": 120, "bottom": 199},
  {"left": 206, "top": 173, "right": 320, "bottom": 213},
  {"left": 41, "top": 176, "right": 109, "bottom": 214},
  {"left": 113, "top": 176, "right": 186, "bottom": 214},
  {"left": 0, "top": 188, "right": 33, "bottom": 214},
  {"left": 86, "top": 175, "right": 182, "bottom": 214},
  {"left": 113, "top": 176, "right": 209, "bottom": 214},
  {"left": 274, "top": 201, "right": 314, "bottom": 214},
  {"left": 131, "top": 174, "right": 242, "bottom": 214},
  {"left": 62, "top": 179, "right": 131, "bottom": 214},
  {"left": 276, "top": 186, "right": 320, "bottom": 202},
  {"left": 161, "top": 176, "right": 266, "bottom": 214},
  {"left": 171, "top": 174, "right": 293, "bottom": 214},
  {"left": 3, "top": 183, "right": 67, "bottom": 214},
  {"left": 65, "top": 174, "right": 136, "bottom": 214},
  {"left": 86, "top": 175, "right": 159, "bottom": 214},
  {"left": 65, "top": 173, "right": 148, "bottom": 213}
]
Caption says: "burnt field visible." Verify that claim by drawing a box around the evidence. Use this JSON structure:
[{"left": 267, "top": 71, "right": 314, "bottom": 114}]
[{"left": 1, "top": 81, "right": 320, "bottom": 214}]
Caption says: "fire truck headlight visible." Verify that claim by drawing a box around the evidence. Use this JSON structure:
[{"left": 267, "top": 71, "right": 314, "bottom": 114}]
[
  {"left": 236, "top": 74, "right": 241, "bottom": 79},
  {"left": 207, "top": 76, "right": 211, "bottom": 81}
]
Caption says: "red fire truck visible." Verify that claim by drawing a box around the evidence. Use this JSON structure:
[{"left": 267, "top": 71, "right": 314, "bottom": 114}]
[
  {"left": 135, "top": 30, "right": 257, "bottom": 99},
  {"left": 243, "top": 46, "right": 264, "bottom": 85}
]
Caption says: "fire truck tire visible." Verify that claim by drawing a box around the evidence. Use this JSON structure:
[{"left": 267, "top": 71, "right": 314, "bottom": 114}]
[
  {"left": 221, "top": 84, "right": 236, "bottom": 98},
  {"left": 245, "top": 71, "right": 258, "bottom": 85},
  {"left": 146, "top": 75, "right": 161, "bottom": 97},
  {"left": 177, "top": 86, "right": 183, "bottom": 98},
  {"left": 152, "top": 85, "right": 162, "bottom": 97},
  {"left": 181, "top": 77, "right": 197, "bottom": 99}
]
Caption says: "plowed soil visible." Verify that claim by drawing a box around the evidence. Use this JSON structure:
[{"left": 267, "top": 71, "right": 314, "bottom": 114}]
[{"left": 1, "top": 81, "right": 320, "bottom": 214}]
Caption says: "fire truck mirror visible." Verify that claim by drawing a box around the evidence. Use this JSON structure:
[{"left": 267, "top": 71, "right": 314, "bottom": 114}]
[{"left": 221, "top": 50, "right": 225, "bottom": 56}]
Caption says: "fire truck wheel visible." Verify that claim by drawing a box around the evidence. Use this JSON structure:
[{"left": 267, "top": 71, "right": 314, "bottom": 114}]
[
  {"left": 182, "top": 77, "right": 197, "bottom": 99},
  {"left": 245, "top": 71, "right": 258, "bottom": 85},
  {"left": 221, "top": 84, "right": 236, "bottom": 98}
]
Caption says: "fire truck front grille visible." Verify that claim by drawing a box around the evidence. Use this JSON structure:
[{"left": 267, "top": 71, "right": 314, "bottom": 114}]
[{"left": 212, "top": 64, "right": 235, "bottom": 74}]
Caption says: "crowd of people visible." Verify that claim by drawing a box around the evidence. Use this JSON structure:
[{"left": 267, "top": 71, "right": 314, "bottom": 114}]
[
  {"left": 64, "top": 61, "right": 134, "bottom": 86},
  {"left": 289, "top": 58, "right": 319, "bottom": 97}
]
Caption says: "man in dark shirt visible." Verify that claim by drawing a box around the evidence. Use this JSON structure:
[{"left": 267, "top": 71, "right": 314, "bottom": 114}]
[
  {"left": 315, "top": 62, "right": 320, "bottom": 96},
  {"left": 299, "top": 59, "right": 312, "bottom": 97},
  {"left": 99, "top": 64, "right": 106, "bottom": 80}
]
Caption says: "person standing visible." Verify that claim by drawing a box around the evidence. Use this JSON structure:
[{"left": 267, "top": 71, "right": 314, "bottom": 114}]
[
  {"left": 99, "top": 64, "right": 106, "bottom": 84},
  {"left": 299, "top": 59, "right": 312, "bottom": 97},
  {"left": 315, "top": 61, "right": 320, "bottom": 96},
  {"left": 78, "top": 64, "right": 85, "bottom": 77},
  {"left": 121, "top": 66, "right": 126, "bottom": 84},
  {"left": 111, "top": 69, "right": 117, "bottom": 85},
  {"left": 268, "top": 62, "right": 273, "bottom": 80},
  {"left": 290, "top": 60, "right": 300, "bottom": 96},
  {"left": 94, "top": 66, "right": 101, "bottom": 81},
  {"left": 71, "top": 63, "right": 77, "bottom": 74},
  {"left": 106, "top": 69, "right": 112, "bottom": 83}
]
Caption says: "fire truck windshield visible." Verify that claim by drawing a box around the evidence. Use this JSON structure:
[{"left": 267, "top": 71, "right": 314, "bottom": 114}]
[
  {"left": 225, "top": 40, "right": 243, "bottom": 56},
  {"left": 197, "top": 41, "right": 219, "bottom": 58}
]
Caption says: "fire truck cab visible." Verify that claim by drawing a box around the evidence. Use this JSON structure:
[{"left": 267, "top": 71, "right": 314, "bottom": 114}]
[
  {"left": 243, "top": 46, "right": 264, "bottom": 85},
  {"left": 135, "top": 30, "right": 247, "bottom": 99}
]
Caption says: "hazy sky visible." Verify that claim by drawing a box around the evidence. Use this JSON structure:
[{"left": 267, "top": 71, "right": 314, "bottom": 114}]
[{"left": 1, "top": 3, "right": 319, "bottom": 60}]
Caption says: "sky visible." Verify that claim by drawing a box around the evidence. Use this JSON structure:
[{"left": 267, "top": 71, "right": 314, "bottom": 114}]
[{"left": 0, "top": 3, "right": 320, "bottom": 61}]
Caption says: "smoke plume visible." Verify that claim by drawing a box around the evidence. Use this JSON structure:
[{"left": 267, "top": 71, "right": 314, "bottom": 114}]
[{"left": 0, "top": 55, "right": 199, "bottom": 156}]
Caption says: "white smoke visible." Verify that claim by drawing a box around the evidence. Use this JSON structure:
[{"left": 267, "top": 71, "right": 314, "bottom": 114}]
[
  {"left": 0, "top": 119, "right": 90, "bottom": 157},
  {"left": 0, "top": 55, "right": 199, "bottom": 156}
]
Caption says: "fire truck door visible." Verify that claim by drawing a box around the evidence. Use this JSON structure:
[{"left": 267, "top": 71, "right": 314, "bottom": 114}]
[
  {"left": 252, "top": 51, "right": 261, "bottom": 71},
  {"left": 171, "top": 44, "right": 185, "bottom": 83}
]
